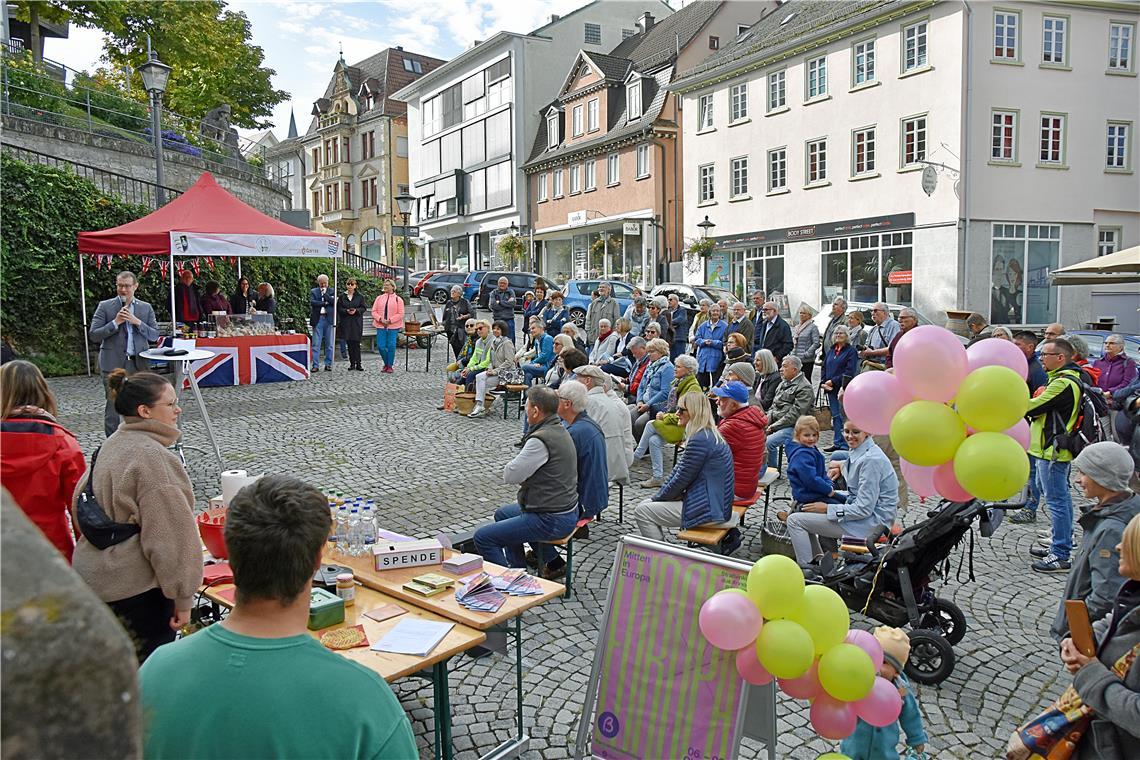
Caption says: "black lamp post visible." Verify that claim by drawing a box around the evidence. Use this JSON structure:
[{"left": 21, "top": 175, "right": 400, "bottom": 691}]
[
  {"left": 395, "top": 192, "right": 415, "bottom": 292},
  {"left": 137, "top": 51, "right": 172, "bottom": 206}
]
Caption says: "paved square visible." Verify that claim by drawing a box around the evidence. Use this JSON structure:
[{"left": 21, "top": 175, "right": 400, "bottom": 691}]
[{"left": 50, "top": 347, "right": 1077, "bottom": 758}]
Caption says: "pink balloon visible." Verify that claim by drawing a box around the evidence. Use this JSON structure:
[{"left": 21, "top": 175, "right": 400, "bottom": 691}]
[
  {"left": 894, "top": 325, "right": 969, "bottom": 403},
  {"left": 855, "top": 676, "right": 903, "bottom": 727},
  {"left": 736, "top": 642, "right": 774, "bottom": 685},
  {"left": 810, "top": 693, "right": 858, "bottom": 740},
  {"left": 1005, "top": 418, "right": 1031, "bottom": 450},
  {"left": 900, "top": 460, "right": 938, "bottom": 499},
  {"left": 933, "top": 461, "right": 973, "bottom": 501},
  {"left": 779, "top": 660, "right": 822, "bottom": 700},
  {"left": 699, "top": 591, "right": 763, "bottom": 650},
  {"left": 967, "top": 337, "right": 1029, "bottom": 380},
  {"left": 841, "top": 371, "right": 914, "bottom": 436},
  {"left": 844, "top": 630, "right": 885, "bottom": 672}
]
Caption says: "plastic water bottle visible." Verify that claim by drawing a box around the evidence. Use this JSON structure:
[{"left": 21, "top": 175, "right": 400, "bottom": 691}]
[
  {"left": 328, "top": 501, "right": 339, "bottom": 549},
  {"left": 335, "top": 506, "right": 349, "bottom": 552},
  {"left": 361, "top": 505, "right": 376, "bottom": 549},
  {"left": 347, "top": 508, "right": 361, "bottom": 556}
]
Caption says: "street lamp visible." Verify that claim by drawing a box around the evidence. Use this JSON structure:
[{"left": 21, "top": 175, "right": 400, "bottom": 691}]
[
  {"left": 137, "top": 50, "right": 172, "bottom": 206},
  {"left": 394, "top": 192, "right": 415, "bottom": 292},
  {"left": 697, "top": 214, "right": 716, "bottom": 239}
]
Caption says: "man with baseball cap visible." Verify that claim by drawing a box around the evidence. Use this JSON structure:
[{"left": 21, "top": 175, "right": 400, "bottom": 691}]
[
  {"left": 1049, "top": 441, "right": 1140, "bottom": 641},
  {"left": 711, "top": 381, "right": 768, "bottom": 500}
]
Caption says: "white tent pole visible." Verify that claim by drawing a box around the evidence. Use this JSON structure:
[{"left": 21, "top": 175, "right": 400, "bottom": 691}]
[
  {"left": 169, "top": 249, "right": 177, "bottom": 331},
  {"left": 237, "top": 258, "right": 242, "bottom": 280},
  {"left": 333, "top": 257, "right": 339, "bottom": 345},
  {"left": 78, "top": 253, "right": 92, "bottom": 376}
]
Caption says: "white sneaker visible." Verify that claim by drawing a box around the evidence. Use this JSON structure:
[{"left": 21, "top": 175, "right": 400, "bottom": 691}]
[{"left": 467, "top": 405, "right": 485, "bottom": 418}]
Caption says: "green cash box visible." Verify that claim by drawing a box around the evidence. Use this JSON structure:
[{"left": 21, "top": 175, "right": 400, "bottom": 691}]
[{"left": 308, "top": 587, "right": 345, "bottom": 630}]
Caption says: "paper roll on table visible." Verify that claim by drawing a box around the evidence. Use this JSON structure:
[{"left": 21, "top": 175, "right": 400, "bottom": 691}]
[{"left": 220, "top": 470, "right": 262, "bottom": 506}]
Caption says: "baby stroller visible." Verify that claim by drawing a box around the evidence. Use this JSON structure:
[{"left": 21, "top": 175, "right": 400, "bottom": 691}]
[{"left": 806, "top": 498, "right": 1018, "bottom": 685}]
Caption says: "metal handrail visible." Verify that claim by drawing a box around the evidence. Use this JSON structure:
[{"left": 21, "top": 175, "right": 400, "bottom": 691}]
[{"left": 2, "top": 144, "right": 183, "bottom": 210}]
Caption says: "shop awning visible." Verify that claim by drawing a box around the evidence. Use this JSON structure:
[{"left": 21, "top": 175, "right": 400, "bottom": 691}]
[
  {"left": 532, "top": 208, "right": 654, "bottom": 239},
  {"left": 1049, "top": 246, "right": 1140, "bottom": 286}
]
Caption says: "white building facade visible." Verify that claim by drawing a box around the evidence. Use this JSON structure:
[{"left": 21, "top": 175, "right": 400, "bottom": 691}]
[
  {"left": 393, "top": 1, "right": 674, "bottom": 274},
  {"left": 672, "top": 0, "right": 1140, "bottom": 331}
]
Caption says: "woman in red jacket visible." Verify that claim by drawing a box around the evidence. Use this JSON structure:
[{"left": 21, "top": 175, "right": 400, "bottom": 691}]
[{"left": 0, "top": 360, "right": 86, "bottom": 560}]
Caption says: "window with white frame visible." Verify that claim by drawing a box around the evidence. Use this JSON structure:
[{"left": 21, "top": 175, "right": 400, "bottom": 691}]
[
  {"left": 994, "top": 9, "right": 1020, "bottom": 60},
  {"left": 806, "top": 56, "right": 828, "bottom": 98},
  {"left": 767, "top": 70, "right": 786, "bottom": 111},
  {"left": 588, "top": 98, "right": 599, "bottom": 131},
  {"left": 698, "top": 163, "right": 715, "bottom": 202},
  {"left": 768, "top": 147, "right": 787, "bottom": 191},
  {"left": 806, "top": 139, "right": 827, "bottom": 183},
  {"left": 585, "top": 160, "right": 596, "bottom": 190},
  {"left": 991, "top": 110, "right": 1018, "bottom": 161},
  {"left": 584, "top": 23, "right": 601, "bottom": 45},
  {"left": 990, "top": 224, "right": 1060, "bottom": 323},
  {"left": 572, "top": 105, "right": 584, "bottom": 136},
  {"left": 903, "top": 21, "right": 928, "bottom": 71},
  {"left": 538, "top": 173, "right": 548, "bottom": 202},
  {"left": 731, "top": 156, "right": 749, "bottom": 197},
  {"left": 1042, "top": 16, "right": 1067, "bottom": 65},
  {"left": 547, "top": 113, "right": 559, "bottom": 149},
  {"left": 853, "top": 128, "right": 876, "bottom": 175},
  {"left": 853, "top": 38, "right": 876, "bottom": 84},
  {"left": 1107, "top": 122, "right": 1131, "bottom": 170},
  {"left": 569, "top": 163, "right": 581, "bottom": 194},
  {"left": 901, "top": 115, "right": 927, "bottom": 167},
  {"left": 628, "top": 80, "right": 643, "bottom": 119},
  {"left": 1109, "top": 22, "right": 1135, "bottom": 71},
  {"left": 698, "top": 93, "right": 714, "bottom": 130},
  {"left": 607, "top": 152, "right": 619, "bottom": 184},
  {"left": 730, "top": 83, "right": 748, "bottom": 121},
  {"left": 1098, "top": 227, "right": 1120, "bottom": 256},
  {"left": 636, "top": 144, "right": 649, "bottom": 178},
  {"left": 553, "top": 168, "right": 564, "bottom": 197},
  {"left": 1039, "top": 113, "right": 1065, "bottom": 164}
]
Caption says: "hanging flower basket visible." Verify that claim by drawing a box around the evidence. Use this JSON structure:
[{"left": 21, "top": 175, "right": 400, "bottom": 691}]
[
  {"left": 686, "top": 237, "right": 716, "bottom": 259},
  {"left": 496, "top": 234, "right": 527, "bottom": 268}
]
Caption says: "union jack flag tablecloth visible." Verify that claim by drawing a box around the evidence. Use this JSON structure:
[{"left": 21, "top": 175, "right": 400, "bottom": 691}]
[{"left": 156, "top": 335, "right": 311, "bottom": 387}]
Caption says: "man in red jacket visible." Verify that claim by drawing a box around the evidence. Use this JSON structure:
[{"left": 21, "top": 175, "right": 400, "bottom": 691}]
[{"left": 712, "top": 381, "right": 769, "bottom": 499}]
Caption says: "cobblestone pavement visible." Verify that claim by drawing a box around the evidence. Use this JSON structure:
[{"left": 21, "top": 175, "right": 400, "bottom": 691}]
[{"left": 50, "top": 348, "right": 1083, "bottom": 759}]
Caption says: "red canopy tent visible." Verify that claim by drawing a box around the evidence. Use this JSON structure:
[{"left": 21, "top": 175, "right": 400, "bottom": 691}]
[{"left": 77, "top": 172, "right": 340, "bottom": 374}]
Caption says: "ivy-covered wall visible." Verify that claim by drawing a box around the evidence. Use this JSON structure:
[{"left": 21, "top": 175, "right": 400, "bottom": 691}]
[{"left": 0, "top": 155, "right": 386, "bottom": 376}]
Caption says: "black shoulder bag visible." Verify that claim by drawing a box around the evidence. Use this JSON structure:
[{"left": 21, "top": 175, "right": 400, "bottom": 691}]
[{"left": 76, "top": 447, "right": 142, "bottom": 550}]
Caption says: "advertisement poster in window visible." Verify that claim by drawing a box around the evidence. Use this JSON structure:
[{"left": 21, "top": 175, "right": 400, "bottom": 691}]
[
  {"left": 705, "top": 251, "right": 731, "bottom": 289},
  {"left": 990, "top": 251, "right": 1023, "bottom": 324}
]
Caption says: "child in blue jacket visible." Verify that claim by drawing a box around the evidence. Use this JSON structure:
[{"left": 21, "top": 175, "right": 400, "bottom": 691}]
[
  {"left": 840, "top": 626, "right": 929, "bottom": 760},
  {"left": 786, "top": 416, "right": 845, "bottom": 505}
]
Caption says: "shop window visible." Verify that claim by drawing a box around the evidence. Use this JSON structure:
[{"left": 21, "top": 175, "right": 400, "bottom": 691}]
[
  {"left": 820, "top": 232, "right": 913, "bottom": 305},
  {"left": 990, "top": 224, "right": 1060, "bottom": 324}
]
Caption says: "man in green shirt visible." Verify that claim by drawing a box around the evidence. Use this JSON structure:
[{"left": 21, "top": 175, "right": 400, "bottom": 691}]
[{"left": 139, "top": 476, "right": 417, "bottom": 759}]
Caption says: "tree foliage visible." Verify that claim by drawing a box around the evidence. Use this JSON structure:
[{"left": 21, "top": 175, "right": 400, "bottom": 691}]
[{"left": 10, "top": 1, "right": 288, "bottom": 128}]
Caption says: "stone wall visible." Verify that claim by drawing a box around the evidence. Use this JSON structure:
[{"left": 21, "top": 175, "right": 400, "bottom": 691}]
[{"left": 0, "top": 116, "right": 290, "bottom": 214}]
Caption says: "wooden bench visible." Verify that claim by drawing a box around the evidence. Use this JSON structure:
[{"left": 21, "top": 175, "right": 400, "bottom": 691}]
[
  {"left": 536, "top": 517, "right": 594, "bottom": 600},
  {"left": 677, "top": 524, "right": 735, "bottom": 553},
  {"left": 678, "top": 467, "right": 783, "bottom": 553}
]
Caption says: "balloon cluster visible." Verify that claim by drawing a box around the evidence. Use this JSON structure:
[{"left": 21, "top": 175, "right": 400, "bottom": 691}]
[
  {"left": 841, "top": 326, "right": 1031, "bottom": 502},
  {"left": 699, "top": 556, "right": 902, "bottom": 740}
]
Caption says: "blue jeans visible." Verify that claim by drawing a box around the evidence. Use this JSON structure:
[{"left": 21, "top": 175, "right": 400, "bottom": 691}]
[
  {"left": 1038, "top": 458, "right": 1073, "bottom": 560},
  {"left": 496, "top": 316, "right": 515, "bottom": 343},
  {"left": 827, "top": 390, "right": 847, "bottom": 450},
  {"left": 523, "top": 363, "right": 547, "bottom": 386},
  {"left": 311, "top": 317, "right": 333, "bottom": 368},
  {"left": 634, "top": 423, "right": 666, "bottom": 479},
  {"left": 1025, "top": 454, "right": 1043, "bottom": 514},
  {"left": 763, "top": 427, "right": 794, "bottom": 475},
  {"left": 337, "top": 337, "right": 347, "bottom": 358},
  {"left": 473, "top": 503, "right": 578, "bottom": 568},
  {"left": 376, "top": 328, "right": 398, "bottom": 369}
]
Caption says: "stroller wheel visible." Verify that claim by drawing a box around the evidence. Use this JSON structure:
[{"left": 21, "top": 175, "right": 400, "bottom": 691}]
[
  {"left": 904, "top": 629, "right": 955, "bottom": 685},
  {"left": 919, "top": 597, "right": 967, "bottom": 646}
]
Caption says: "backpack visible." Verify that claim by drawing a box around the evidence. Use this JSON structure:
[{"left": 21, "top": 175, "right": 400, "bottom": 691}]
[{"left": 1051, "top": 374, "right": 1112, "bottom": 457}]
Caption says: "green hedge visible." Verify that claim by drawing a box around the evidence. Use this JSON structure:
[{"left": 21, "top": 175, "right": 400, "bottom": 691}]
[{"left": 0, "top": 154, "right": 386, "bottom": 376}]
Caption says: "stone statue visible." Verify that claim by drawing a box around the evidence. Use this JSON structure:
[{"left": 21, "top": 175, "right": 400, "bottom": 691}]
[{"left": 200, "top": 104, "right": 242, "bottom": 159}]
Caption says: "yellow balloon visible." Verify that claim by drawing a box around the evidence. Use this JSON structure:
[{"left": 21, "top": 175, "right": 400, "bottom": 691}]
[
  {"left": 789, "top": 585, "right": 850, "bottom": 655},
  {"left": 756, "top": 619, "right": 814, "bottom": 680},
  {"left": 889, "top": 400, "right": 966, "bottom": 466},
  {"left": 747, "top": 555, "right": 805, "bottom": 620},
  {"left": 955, "top": 366, "right": 1030, "bottom": 432},
  {"left": 954, "top": 431, "right": 1031, "bottom": 501},
  {"left": 818, "top": 643, "right": 876, "bottom": 702}
]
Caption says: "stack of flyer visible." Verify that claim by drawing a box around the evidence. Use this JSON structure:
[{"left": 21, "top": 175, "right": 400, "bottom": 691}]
[
  {"left": 454, "top": 572, "right": 506, "bottom": 613},
  {"left": 492, "top": 569, "right": 544, "bottom": 597},
  {"left": 442, "top": 553, "right": 483, "bottom": 575},
  {"left": 402, "top": 572, "right": 455, "bottom": 598}
]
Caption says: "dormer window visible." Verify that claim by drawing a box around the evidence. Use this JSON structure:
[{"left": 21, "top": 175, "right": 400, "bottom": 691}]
[
  {"left": 627, "top": 79, "right": 643, "bottom": 119},
  {"left": 402, "top": 58, "right": 423, "bottom": 74},
  {"left": 547, "top": 112, "right": 560, "bottom": 149}
]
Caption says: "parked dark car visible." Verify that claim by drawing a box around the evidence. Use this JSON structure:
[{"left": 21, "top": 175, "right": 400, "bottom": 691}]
[
  {"left": 476, "top": 271, "right": 562, "bottom": 311},
  {"left": 410, "top": 270, "right": 445, "bottom": 296},
  {"left": 461, "top": 270, "right": 489, "bottom": 302},
  {"left": 422, "top": 272, "right": 468, "bottom": 304}
]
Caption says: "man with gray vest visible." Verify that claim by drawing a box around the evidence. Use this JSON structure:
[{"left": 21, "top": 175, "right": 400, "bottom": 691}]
[{"left": 474, "top": 386, "right": 580, "bottom": 569}]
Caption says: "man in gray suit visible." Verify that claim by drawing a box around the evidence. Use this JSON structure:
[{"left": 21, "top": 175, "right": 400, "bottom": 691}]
[{"left": 90, "top": 271, "right": 160, "bottom": 436}]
